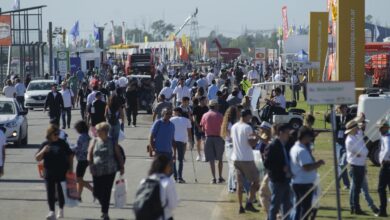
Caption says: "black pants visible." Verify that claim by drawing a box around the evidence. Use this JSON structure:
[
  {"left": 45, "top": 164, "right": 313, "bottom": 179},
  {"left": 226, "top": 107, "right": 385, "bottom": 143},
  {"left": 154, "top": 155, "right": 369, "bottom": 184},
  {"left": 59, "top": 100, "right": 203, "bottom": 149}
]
[
  {"left": 292, "top": 183, "right": 314, "bottom": 220},
  {"left": 126, "top": 106, "right": 138, "bottom": 126},
  {"left": 292, "top": 86, "right": 300, "bottom": 101},
  {"left": 350, "top": 165, "right": 365, "bottom": 210},
  {"left": 49, "top": 112, "right": 61, "bottom": 126},
  {"left": 16, "top": 96, "right": 25, "bottom": 109},
  {"left": 80, "top": 103, "right": 87, "bottom": 120},
  {"left": 173, "top": 141, "right": 186, "bottom": 179},
  {"left": 93, "top": 173, "right": 116, "bottom": 214},
  {"left": 45, "top": 176, "right": 65, "bottom": 211},
  {"left": 378, "top": 164, "right": 390, "bottom": 214},
  {"left": 62, "top": 107, "right": 72, "bottom": 128}
]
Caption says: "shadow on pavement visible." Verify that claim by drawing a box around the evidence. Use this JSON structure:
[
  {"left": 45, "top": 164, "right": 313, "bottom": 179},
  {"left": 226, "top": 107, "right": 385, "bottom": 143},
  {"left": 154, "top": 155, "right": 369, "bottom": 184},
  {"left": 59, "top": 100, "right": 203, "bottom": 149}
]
[
  {"left": 0, "top": 179, "right": 44, "bottom": 183},
  {"left": 0, "top": 197, "right": 46, "bottom": 202},
  {"left": 180, "top": 198, "right": 233, "bottom": 204},
  {"left": 6, "top": 144, "right": 40, "bottom": 149}
]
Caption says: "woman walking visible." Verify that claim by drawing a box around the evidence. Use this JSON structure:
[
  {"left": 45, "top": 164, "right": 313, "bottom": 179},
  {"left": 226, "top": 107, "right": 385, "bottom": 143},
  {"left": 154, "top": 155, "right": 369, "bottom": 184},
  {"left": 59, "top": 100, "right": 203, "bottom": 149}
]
[
  {"left": 73, "top": 120, "right": 93, "bottom": 200},
  {"left": 105, "top": 94, "right": 125, "bottom": 144},
  {"left": 88, "top": 122, "right": 125, "bottom": 220},
  {"left": 220, "top": 106, "right": 239, "bottom": 193},
  {"left": 35, "top": 124, "right": 74, "bottom": 219}
]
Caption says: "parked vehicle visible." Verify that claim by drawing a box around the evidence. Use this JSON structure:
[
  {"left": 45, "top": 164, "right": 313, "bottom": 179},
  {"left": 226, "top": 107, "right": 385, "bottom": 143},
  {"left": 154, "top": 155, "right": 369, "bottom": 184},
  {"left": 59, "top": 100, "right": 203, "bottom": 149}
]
[
  {"left": 365, "top": 42, "right": 390, "bottom": 88},
  {"left": 125, "top": 53, "right": 156, "bottom": 78},
  {"left": 0, "top": 97, "right": 28, "bottom": 146},
  {"left": 24, "top": 80, "right": 57, "bottom": 110}
]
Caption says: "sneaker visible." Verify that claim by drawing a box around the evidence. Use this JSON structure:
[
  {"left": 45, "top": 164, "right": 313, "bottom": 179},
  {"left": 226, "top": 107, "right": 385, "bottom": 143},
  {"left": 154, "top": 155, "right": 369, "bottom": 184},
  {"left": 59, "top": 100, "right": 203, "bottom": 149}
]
[
  {"left": 131, "top": 125, "right": 135, "bottom": 128},
  {"left": 239, "top": 206, "right": 245, "bottom": 214},
  {"left": 217, "top": 178, "right": 226, "bottom": 184},
  {"left": 178, "top": 178, "right": 186, "bottom": 184},
  {"left": 245, "top": 203, "right": 260, "bottom": 213},
  {"left": 46, "top": 211, "right": 56, "bottom": 220},
  {"left": 354, "top": 209, "right": 367, "bottom": 215},
  {"left": 57, "top": 209, "right": 64, "bottom": 219},
  {"left": 127, "top": 122, "right": 131, "bottom": 126},
  {"left": 375, "top": 212, "right": 388, "bottom": 217},
  {"left": 211, "top": 178, "right": 217, "bottom": 184},
  {"left": 196, "top": 155, "right": 201, "bottom": 161},
  {"left": 202, "top": 155, "right": 207, "bottom": 162},
  {"left": 372, "top": 207, "right": 380, "bottom": 214},
  {"left": 101, "top": 213, "right": 110, "bottom": 220}
]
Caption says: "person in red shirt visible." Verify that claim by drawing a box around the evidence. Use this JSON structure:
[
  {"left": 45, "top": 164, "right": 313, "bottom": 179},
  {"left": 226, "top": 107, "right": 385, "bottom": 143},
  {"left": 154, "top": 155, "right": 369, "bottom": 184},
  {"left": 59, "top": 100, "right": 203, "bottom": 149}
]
[{"left": 200, "top": 100, "right": 225, "bottom": 184}]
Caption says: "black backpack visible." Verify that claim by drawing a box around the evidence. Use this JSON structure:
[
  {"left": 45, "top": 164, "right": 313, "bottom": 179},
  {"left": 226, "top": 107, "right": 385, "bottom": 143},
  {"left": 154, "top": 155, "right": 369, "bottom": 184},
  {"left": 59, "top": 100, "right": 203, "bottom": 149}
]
[{"left": 133, "top": 177, "right": 165, "bottom": 220}]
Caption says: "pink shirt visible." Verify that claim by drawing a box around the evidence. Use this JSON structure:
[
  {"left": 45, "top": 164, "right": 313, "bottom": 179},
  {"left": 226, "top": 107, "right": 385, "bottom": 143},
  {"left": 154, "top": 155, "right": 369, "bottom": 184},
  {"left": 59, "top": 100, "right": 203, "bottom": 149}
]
[{"left": 200, "top": 110, "right": 223, "bottom": 137}]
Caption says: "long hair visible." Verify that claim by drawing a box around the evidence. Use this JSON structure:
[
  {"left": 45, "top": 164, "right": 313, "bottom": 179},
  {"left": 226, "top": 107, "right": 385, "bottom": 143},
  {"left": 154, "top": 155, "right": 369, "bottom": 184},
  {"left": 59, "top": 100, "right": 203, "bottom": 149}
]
[
  {"left": 148, "top": 154, "right": 171, "bottom": 175},
  {"left": 220, "top": 106, "right": 238, "bottom": 138},
  {"left": 108, "top": 94, "right": 121, "bottom": 113},
  {"left": 46, "top": 124, "right": 60, "bottom": 141}
]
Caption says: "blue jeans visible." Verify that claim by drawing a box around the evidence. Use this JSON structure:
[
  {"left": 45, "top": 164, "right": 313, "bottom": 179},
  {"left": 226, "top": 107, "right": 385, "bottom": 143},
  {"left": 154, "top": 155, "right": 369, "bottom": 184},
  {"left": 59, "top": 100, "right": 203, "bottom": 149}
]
[
  {"left": 349, "top": 171, "right": 376, "bottom": 209},
  {"left": 61, "top": 107, "right": 72, "bottom": 128},
  {"left": 337, "top": 144, "right": 350, "bottom": 188},
  {"left": 268, "top": 181, "right": 292, "bottom": 220},
  {"left": 109, "top": 123, "right": 121, "bottom": 145},
  {"left": 173, "top": 141, "right": 186, "bottom": 179},
  {"left": 350, "top": 165, "right": 365, "bottom": 210}
]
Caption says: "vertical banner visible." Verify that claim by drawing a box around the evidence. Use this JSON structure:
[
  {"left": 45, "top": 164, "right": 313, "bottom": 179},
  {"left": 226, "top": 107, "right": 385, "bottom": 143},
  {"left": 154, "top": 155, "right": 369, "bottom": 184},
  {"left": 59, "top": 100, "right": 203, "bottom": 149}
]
[
  {"left": 110, "top": 20, "right": 115, "bottom": 45},
  {"left": 121, "top": 22, "right": 126, "bottom": 44},
  {"left": 282, "top": 6, "right": 289, "bottom": 41},
  {"left": 0, "top": 15, "right": 12, "bottom": 46},
  {"left": 336, "top": 0, "right": 365, "bottom": 92},
  {"left": 309, "top": 12, "right": 329, "bottom": 82},
  {"left": 57, "top": 51, "right": 70, "bottom": 77}
]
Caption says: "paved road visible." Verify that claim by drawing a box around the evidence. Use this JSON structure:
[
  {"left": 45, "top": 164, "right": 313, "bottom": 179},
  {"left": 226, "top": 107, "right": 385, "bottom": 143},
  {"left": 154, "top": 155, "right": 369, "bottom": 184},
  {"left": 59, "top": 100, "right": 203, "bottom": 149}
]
[{"left": 0, "top": 109, "right": 230, "bottom": 220}]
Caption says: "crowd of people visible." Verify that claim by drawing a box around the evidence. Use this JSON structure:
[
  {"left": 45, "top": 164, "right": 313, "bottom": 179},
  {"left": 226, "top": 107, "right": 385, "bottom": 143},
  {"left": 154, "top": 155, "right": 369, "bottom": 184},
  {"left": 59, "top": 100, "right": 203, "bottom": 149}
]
[{"left": 1, "top": 58, "right": 390, "bottom": 220}]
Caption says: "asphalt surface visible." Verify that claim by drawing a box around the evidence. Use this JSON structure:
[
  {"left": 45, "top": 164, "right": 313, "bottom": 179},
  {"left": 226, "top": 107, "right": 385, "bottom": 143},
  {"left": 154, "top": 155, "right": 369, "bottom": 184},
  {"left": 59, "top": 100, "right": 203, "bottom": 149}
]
[{"left": 0, "top": 109, "right": 230, "bottom": 220}]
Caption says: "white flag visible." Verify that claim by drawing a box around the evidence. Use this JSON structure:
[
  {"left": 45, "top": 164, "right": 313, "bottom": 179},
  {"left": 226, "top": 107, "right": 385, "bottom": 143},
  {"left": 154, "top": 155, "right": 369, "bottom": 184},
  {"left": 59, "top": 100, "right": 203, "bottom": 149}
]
[
  {"left": 13, "top": 0, "right": 20, "bottom": 10},
  {"left": 111, "top": 20, "right": 115, "bottom": 45},
  {"left": 375, "top": 25, "right": 381, "bottom": 41}
]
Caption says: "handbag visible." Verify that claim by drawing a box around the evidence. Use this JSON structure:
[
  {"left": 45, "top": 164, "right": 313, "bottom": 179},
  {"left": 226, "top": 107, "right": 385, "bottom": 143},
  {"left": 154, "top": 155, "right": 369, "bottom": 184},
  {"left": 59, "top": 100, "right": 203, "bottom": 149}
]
[{"left": 66, "top": 172, "right": 79, "bottom": 200}]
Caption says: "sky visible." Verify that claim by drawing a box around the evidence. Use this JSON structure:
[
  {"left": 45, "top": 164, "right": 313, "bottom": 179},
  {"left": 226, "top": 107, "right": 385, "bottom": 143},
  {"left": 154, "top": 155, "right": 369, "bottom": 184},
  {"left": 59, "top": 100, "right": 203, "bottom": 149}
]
[{"left": 2, "top": 0, "right": 390, "bottom": 38}]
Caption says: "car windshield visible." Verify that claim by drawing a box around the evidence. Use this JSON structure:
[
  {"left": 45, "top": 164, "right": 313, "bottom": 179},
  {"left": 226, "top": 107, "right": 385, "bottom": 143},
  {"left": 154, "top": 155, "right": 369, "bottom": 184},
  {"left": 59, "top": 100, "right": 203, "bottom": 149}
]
[
  {"left": 0, "top": 101, "right": 15, "bottom": 115},
  {"left": 27, "top": 82, "right": 53, "bottom": 91}
]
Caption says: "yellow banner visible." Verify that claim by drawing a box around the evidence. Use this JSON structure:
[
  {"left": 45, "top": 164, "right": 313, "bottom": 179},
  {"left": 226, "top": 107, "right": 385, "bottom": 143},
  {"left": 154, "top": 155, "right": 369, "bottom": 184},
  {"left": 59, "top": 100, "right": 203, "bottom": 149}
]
[
  {"left": 336, "top": 0, "right": 365, "bottom": 93},
  {"left": 309, "top": 12, "right": 329, "bottom": 82}
]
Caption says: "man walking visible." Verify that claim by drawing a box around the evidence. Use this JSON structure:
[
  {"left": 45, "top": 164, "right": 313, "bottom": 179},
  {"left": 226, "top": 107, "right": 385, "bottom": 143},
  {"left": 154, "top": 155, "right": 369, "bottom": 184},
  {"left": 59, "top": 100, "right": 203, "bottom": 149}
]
[
  {"left": 149, "top": 108, "right": 176, "bottom": 168},
  {"left": 60, "top": 82, "right": 74, "bottom": 129},
  {"left": 152, "top": 94, "right": 173, "bottom": 122},
  {"left": 173, "top": 78, "right": 191, "bottom": 107},
  {"left": 44, "top": 84, "right": 64, "bottom": 126},
  {"left": 170, "top": 107, "right": 192, "bottom": 183},
  {"left": 231, "top": 109, "right": 260, "bottom": 214},
  {"left": 87, "top": 92, "right": 106, "bottom": 136},
  {"left": 200, "top": 100, "right": 225, "bottom": 184},
  {"left": 377, "top": 119, "right": 390, "bottom": 217},
  {"left": 77, "top": 82, "right": 91, "bottom": 120},
  {"left": 263, "top": 123, "right": 293, "bottom": 220},
  {"left": 14, "top": 78, "right": 26, "bottom": 109}
]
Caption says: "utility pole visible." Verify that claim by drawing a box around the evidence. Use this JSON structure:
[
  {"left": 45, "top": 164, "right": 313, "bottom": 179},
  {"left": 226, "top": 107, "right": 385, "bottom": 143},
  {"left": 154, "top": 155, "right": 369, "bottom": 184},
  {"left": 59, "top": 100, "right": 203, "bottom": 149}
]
[{"left": 48, "top": 22, "right": 53, "bottom": 77}]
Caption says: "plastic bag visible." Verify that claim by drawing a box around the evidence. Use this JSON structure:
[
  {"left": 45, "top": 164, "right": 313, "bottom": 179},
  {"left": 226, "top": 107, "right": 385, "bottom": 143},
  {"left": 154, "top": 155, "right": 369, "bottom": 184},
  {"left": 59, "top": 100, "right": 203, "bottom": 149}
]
[
  {"left": 114, "top": 176, "right": 127, "bottom": 208},
  {"left": 118, "top": 130, "right": 126, "bottom": 143},
  {"left": 60, "top": 181, "right": 79, "bottom": 208},
  {"left": 66, "top": 172, "right": 79, "bottom": 200},
  {"left": 37, "top": 162, "right": 45, "bottom": 178}
]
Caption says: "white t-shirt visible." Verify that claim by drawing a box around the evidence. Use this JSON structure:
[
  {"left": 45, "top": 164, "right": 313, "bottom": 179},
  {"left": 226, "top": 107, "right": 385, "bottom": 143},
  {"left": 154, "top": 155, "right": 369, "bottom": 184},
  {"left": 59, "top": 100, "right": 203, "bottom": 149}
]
[
  {"left": 290, "top": 142, "right": 317, "bottom": 184},
  {"left": 60, "top": 89, "right": 74, "bottom": 108},
  {"left": 274, "top": 73, "right": 281, "bottom": 82},
  {"left": 231, "top": 121, "right": 255, "bottom": 161},
  {"left": 206, "top": 72, "right": 215, "bottom": 85},
  {"left": 0, "top": 130, "right": 5, "bottom": 166},
  {"left": 274, "top": 95, "right": 286, "bottom": 109},
  {"left": 170, "top": 116, "right": 192, "bottom": 143},
  {"left": 159, "top": 87, "right": 174, "bottom": 101},
  {"left": 173, "top": 86, "right": 191, "bottom": 101},
  {"left": 3, "top": 86, "right": 16, "bottom": 98}
]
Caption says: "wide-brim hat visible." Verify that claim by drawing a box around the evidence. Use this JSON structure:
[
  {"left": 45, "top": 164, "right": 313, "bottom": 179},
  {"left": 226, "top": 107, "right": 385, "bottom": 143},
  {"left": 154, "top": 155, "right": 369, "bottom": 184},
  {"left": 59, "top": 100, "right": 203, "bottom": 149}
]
[
  {"left": 345, "top": 120, "right": 359, "bottom": 134},
  {"left": 354, "top": 114, "right": 369, "bottom": 124},
  {"left": 376, "top": 118, "right": 390, "bottom": 128}
]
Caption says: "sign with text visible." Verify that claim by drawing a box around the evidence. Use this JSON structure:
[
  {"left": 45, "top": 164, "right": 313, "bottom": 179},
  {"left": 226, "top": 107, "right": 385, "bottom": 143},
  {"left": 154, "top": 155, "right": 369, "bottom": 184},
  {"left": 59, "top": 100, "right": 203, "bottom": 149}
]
[
  {"left": 0, "top": 15, "right": 12, "bottom": 46},
  {"left": 336, "top": 0, "right": 364, "bottom": 90},
  {"left": 57, "top": 51, "right": 69, "bottom": 76},
  {"left": 309, "top": 12, "right": 328, "bottom": 82},
  {"left": 307, "top": 81, "right": 356, "bottom": 105}
]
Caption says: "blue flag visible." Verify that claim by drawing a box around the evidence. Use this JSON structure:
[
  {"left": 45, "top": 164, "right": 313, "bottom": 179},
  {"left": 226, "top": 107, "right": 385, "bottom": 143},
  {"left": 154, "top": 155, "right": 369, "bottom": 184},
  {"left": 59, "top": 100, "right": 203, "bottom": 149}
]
[
  {"left": 69, "top": 21, "right": 80, "bottom": 41},
  {"left": 93, "top": 24, "right": 100, "bottom": 41}
]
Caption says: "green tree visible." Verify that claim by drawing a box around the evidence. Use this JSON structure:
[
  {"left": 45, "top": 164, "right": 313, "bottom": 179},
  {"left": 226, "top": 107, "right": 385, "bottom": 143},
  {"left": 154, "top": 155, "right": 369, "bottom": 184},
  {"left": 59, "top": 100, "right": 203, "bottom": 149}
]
[{"left": 150, "top": 20, "right": 175, "bottom": 41}]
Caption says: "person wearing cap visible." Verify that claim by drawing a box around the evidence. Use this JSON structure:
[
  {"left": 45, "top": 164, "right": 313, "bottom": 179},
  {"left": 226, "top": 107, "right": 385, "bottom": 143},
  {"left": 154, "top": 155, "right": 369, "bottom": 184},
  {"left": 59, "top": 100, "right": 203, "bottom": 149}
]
[
  {"left": 44, "top": 84, "right": 64, "bottom": 126},
  {"left": 263, "top": 123, "right": 293, "bottom": 220},
  {"left": 230, "top": 109, "right": 260, "bottom": 214},
  {"left": 290, "top": 126, "right": 325, "bottom": 220},
  {"left": 77, "top": 82, "right": 91, "bottom": 121},
  {"left": 60, "top": 82, "right": 74, "bottom": 129},
  {"left": 345, "top": 119, "right": 369, "bottom": 215},
  {"left": 377, "top": 118, "right": 390, "bottom": 217},
  {"left": 200, "top": 99, "right": 225, "bottom": 184},
  {"left": 170, "top": 107, "right": 192, "bottom": 183}
]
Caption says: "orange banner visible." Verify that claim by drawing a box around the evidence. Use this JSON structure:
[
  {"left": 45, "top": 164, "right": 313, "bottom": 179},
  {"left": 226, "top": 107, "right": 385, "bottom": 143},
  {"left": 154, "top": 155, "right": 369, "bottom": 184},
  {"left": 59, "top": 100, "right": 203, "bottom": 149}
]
[{"left": 0, "top": 15, "right": 12, "bottom": 46}]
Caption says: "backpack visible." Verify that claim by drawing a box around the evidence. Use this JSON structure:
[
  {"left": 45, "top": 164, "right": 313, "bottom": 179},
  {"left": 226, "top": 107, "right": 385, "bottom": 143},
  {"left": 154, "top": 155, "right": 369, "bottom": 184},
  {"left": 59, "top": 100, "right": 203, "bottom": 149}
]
[
  {"left": 106, "top": 80, "right": 116, "bottom": 91},
  {"left": 133, "top": 177, "right": 165, "bottom": 220}
]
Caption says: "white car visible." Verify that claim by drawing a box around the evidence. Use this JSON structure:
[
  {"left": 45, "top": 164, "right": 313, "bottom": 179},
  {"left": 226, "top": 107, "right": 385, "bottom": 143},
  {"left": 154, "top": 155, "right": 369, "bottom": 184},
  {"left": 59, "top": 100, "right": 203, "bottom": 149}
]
[
  {"left": 24, "top": 80, "right": 57, "bottom": 109},
  {"left": 0, "top": 97, "right": 28, "bottom": 146}
]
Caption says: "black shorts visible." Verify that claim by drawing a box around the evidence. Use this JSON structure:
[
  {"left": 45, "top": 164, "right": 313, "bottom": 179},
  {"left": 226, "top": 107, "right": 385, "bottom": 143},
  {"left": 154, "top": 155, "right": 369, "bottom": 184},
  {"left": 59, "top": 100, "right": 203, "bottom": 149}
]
[
  {"left": 76, "top": 160, "right": 89, "bottom": 178},
  {"left": 194, "top": 126, "right": 205, "bottom": 140}
]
